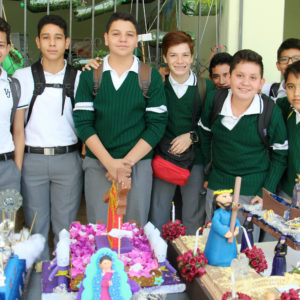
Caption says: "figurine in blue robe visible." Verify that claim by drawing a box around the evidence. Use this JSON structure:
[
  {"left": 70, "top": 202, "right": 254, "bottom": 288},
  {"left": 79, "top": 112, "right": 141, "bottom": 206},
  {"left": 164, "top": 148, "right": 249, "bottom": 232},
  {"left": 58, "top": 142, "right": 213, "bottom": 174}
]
[{"left": 204, "top": 189, "right": 241, "bottom": 267}]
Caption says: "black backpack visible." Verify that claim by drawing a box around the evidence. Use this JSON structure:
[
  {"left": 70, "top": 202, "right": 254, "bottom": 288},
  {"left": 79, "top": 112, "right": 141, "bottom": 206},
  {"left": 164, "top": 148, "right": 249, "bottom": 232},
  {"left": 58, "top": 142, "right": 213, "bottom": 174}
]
[
  {"left": 92, "top": 61, "right": 152, "bottom": 99},
  {"left": 27, "top": 60, "right": 78, "bottom": 124},
  {"left": 8, "top": 76, "right": 21, "bottom": 125},
  {"left": 269, "top": 82, "right": 280, "bottom": 98},
  {"left": 210, "top": 88, "right": 275, "bottom": 149}
]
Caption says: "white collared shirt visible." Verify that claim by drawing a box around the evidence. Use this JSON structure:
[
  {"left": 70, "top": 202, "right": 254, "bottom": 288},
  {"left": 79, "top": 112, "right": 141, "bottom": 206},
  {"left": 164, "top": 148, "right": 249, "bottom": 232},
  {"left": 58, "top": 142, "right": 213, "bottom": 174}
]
[
  {"left": 102, "top": 55, "right": 139, "bottom": 90},
  {"left": 0, "top": 67, "right": 15, "bottom": 153},
  {"left": 168, "top": 71, "right": 196, "bottom": 99},
  {"left": 293, "top": 107, "right": 300, "bottom": 124},
  {"left": 220, "top": 89, "right": 262, "bottom": 130},
  {"left": 13, "top": 60, "right": 81, "bottom": 147}
]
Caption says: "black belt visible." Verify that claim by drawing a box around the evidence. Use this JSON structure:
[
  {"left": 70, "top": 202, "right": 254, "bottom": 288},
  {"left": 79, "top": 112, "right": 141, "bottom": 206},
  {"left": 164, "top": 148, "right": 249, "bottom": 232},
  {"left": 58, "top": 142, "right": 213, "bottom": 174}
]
[
  {"left": 0, "top": 151, "right": 14, "bottom": 161},
  {"left": 25, "top": 144, "right": 79, "bottom": 155}
]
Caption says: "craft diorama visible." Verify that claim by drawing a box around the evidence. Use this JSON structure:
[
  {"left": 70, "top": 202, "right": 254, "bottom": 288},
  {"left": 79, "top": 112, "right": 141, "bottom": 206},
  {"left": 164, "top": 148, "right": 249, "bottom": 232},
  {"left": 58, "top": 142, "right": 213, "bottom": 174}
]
[{"left": 41, "top": 169, "right": 186, "bottom": 299}]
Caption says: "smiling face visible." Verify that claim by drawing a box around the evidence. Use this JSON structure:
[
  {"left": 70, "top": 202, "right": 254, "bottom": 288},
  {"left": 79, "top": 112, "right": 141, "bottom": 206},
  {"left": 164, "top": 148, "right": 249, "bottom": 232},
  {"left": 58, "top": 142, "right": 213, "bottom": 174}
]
[
  {"left": 230, "top": 61, "right": 265, "bottom": 102},
  {"left": 210, "top": 63, "right": 231, "bottom": 89},
  {"left": 35, "top": 24, "right": 70, "bottom": 63},
  {"left": 286, "top": 72, "right": 300, "bottom": 112},
  {"left": 163, "top": 43, "right": 193, "bottom": 83},
  {"left": 0, "top": 31, "right": 10, "bottom": 66},
  {"left": 104, "top": 20, "right": 138, "bottom": 58}
]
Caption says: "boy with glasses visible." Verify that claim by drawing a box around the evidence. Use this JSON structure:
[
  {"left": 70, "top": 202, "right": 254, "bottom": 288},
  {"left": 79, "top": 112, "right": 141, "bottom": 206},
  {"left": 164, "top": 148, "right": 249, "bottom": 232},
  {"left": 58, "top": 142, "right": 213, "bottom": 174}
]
[{"left": 262, "top": 38, "right": 300, "bottom": 99}]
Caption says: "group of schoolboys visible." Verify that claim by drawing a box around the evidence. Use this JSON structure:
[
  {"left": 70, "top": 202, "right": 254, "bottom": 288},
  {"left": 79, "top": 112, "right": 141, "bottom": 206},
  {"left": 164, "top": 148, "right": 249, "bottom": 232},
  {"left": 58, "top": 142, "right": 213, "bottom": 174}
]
[{"left": 0, "top": 9, "right": 299, "bottom": 260}]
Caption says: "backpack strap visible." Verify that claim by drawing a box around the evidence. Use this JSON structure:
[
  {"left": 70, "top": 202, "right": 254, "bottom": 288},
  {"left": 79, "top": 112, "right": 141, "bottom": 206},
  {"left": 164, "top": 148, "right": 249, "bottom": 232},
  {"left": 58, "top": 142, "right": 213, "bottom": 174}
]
[
  {"left": 258, "top": 94, "right": 274, "bottom": 149},
  {"left": 196, "top": 75, "right": 207, "bottom": 106},
  {"left": 8, "top": 76, "right": 21, "bottom": 125},
  {"left": 210, "top": 88, "right": 229, "bottom": 126},
  {"left": 269, "top": 82, "right": 280, "bottom": 98},
  {"left": 138, "top": 61, "right": 151, "bottom": 99},
  {"left": 62, "top": 64, "right": 78, "bottom": 114},
  {"left": 93, "top": 63, "right": 103, "bottom": 99},
  {"left": 28, "top": 60, "right": 46, "bottom": 124},
  {"left": 287, "top": 107, "right": 294, "bottom": 120}
]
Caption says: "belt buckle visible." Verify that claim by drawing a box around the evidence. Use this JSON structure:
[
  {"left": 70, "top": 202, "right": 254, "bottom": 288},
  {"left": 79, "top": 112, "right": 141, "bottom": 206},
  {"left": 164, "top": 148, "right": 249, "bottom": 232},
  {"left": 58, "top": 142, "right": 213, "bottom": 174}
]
[{"left": 44, "top": 148, "right": 55, "bottom": 156}]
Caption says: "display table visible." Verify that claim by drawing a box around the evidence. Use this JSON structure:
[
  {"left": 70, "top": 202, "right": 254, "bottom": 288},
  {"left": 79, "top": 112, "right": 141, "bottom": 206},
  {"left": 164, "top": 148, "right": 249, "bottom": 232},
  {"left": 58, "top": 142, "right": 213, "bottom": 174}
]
[{"left": 168, "top": 238, "right": 300, "bottom": 300}]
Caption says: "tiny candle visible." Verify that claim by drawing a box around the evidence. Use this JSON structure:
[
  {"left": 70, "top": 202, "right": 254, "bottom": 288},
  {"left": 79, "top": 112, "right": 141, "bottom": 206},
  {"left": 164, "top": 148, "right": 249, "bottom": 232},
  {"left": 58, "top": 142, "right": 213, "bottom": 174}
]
[
  {"left": 172, "top": 201, "right": 175, "bottom": 223},
  {"left": 231, "top": 272, "right": 236, "bottom": 298},
  {"left": 193, "top": 227, "right": 202, "bottom": 255}
]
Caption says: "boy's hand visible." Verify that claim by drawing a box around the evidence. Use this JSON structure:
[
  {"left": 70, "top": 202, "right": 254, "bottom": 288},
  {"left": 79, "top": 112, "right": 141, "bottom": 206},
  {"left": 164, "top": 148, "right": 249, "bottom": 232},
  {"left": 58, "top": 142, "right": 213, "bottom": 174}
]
[
  {"left": 82, "top": 57, "right": 101, "bottom": 71},
  {"left": 106, "top": 158, "right": 134, "bottom": 181},
  {"left": 170, "top": 133, "right": 192, "bottom": 154},
  {"left": 250, "top": 195, "right": 263, "bottom": 205},
  {"left": 158, "top": 67, "right": 170, "bottom": 82}
]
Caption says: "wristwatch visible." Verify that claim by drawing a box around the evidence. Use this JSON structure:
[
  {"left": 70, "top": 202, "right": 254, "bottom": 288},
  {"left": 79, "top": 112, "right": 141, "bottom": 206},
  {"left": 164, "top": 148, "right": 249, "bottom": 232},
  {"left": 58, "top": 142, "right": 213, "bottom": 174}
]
[{"left": 190, "top": 131, "right": 199, "bottom": 144}]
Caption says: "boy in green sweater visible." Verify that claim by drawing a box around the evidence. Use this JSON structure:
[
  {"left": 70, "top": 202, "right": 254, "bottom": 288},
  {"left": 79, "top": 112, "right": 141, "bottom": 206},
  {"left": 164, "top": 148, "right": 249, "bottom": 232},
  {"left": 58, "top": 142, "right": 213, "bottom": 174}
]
[
  {"left": 199, "top": 49, "right": 288, "bottom": 241},
  {"left": 276, "top": 61, "right": 300, "bottom": 200},
  {"left": 73, "top": 12, "right": 167, "bottom": 225}
]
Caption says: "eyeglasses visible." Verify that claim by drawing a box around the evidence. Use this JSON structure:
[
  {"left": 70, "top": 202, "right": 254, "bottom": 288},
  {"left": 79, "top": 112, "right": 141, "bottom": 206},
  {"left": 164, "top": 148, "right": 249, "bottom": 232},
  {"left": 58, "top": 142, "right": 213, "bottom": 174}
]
[{"left": 279, "top": 56, "right": 300, "bottom": 65}]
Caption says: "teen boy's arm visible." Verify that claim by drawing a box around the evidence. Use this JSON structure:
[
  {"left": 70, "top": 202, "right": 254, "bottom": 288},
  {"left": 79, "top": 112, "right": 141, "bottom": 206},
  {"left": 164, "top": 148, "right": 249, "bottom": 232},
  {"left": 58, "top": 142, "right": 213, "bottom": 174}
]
[
  {"left": 12, "top": 109, "right": 25, "bottom": 170},
  {"left": 262, "top": 104, "right": 288, "bottom": 195},
  {"left": 12, "top": 69, "right": 30, "bottom": 170},
  {"left": 198, "top": 90, "right": 215, "bottom": 172},
  {"left": 124, "top": 68, "right": 168, "bottom": 163}
]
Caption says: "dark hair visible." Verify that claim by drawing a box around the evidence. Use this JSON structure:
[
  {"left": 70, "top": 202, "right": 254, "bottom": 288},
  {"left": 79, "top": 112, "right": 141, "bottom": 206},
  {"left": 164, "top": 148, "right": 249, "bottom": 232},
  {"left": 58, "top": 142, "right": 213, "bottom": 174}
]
[
  {"left": 99, "top": 255, "right": 112, "bottom": 264},
  {"left": 37, "top": 15, "right": 67, "bottom": 37},
  {"left": 162, "top": 30, "right": 194, "bottom": 57},
  {"left": 106, "top": 12, "right": 137, "bottom": 34},
  {"left": 0, "top": 17, "right": 10, "bottom": 44},
  {"left": 209, "top": 52, "right": 233, "bottom": 76},
  {"left": 277, "top": 38, "right": 300, "bottom": 61},
  {"left": 230, "top": 49, "right": 264, "bottom": 77},
  {"left": 284, "top": 60, "right": 300, "bottom": 82}
]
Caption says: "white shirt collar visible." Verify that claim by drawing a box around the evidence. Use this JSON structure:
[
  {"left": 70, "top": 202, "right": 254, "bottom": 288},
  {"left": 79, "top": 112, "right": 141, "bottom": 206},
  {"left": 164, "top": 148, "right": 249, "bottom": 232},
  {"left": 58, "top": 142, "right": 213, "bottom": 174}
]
[
  {"left": 292, "top": 107, "right": 300, "bottom": 124},
  {"left": 103, "top": 54, "right": 139, "bottom": 74},
  {"left": 276, "top": 80, "right": 287, "bottom": 99},
  {"left": 0, "top": 67, "right": 8, "bottom": 80},
  {"left": 41, "top": 59, "right": 68, "bottom": 76},
  {"left": 220, "top": 89, "right": 262, "bottom": 117},
  {"left": 168, "top": 71, "right": 196, "bottom": 87}
]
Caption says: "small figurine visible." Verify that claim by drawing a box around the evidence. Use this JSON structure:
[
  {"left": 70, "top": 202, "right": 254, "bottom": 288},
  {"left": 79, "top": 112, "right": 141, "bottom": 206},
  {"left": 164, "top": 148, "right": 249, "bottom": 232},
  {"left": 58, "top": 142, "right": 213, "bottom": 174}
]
[
  {"left": 79, "top": 248, "right": 132, "bottom": 300},
  {"left": 292, "top": 174, "right": 300, "bottom": 207},
  {"left": 270, "top": 235, "right": 287, "bottom": 276},
  {"left": 240, "top": 213, "right": 254, "bottom": 252},
  {"left": 48, "top": 229, "right": 71, "bottom": 292},
  {"left": 204, "top": 189, "right": 241, "bottom": 267}
]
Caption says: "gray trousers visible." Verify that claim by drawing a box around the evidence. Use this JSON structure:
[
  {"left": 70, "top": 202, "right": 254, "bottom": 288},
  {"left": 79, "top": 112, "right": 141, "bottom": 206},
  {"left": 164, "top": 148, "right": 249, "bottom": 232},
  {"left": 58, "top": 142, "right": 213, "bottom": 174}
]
[
  {"left": 0, "top": 159, "right": 21, "bottom": 192},
  {"left": 83, "top": 157, "right": 152, "bottom": 226},
  {"left": 205, "top": 188, "right": 260, "bottom": 243},
  {"left": 150, "top": 164, "right": 205, "bottom": 235},
  {"left": 22, "top": 152, "right": 83, "bottom": 260}
]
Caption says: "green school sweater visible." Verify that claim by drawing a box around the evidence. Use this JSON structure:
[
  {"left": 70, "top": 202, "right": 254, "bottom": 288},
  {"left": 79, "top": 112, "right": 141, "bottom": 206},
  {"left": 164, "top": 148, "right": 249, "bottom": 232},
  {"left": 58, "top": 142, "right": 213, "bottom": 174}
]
[
  {"left": 200, "top": 90, "right": 288, "bottom": 196},
  {"left": 164, "top": 79, "right": 203, "bottom": 165},
  {"left": 73, "top": 68, "right": 168, "bottom": 160},
  {"left": 276, "top": 97, "right": 300, "bottom": 197}
]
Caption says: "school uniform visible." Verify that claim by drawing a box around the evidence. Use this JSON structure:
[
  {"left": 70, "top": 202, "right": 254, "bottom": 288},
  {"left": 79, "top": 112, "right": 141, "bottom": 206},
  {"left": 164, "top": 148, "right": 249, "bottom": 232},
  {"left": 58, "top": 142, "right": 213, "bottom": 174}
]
[
  {"left": 74, "top": 55, "right": 167, "bottom": 226},
  {"left": 13, "top": 61, "right": 83, "bottom": 260},
  {"left": 150, "top": 72, "right": 205, "bottom": 235},
  {"left": 276, "top": 97, "right": 300, "bottom": 200},
  {"left": 199, "top": 89, "right": 288, "bottom": 241},
  {"left": 0, "top": 67, "right": 21, "bottom": 192}
]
